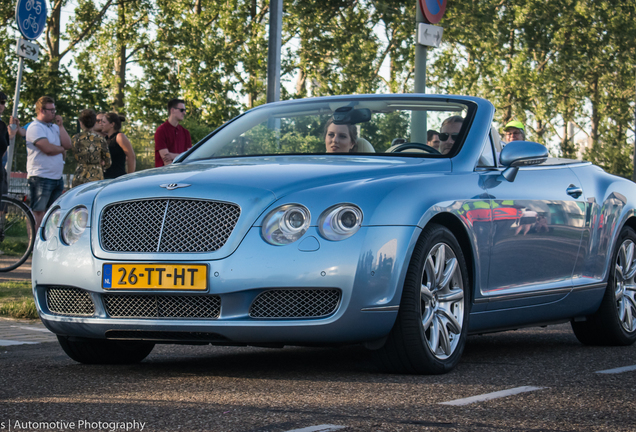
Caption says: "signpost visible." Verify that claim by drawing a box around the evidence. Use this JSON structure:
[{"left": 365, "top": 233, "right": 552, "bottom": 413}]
[
  {"left": 412, "top": 0, "right": 446, "bottom": 143},
  {"left": 7, "top": 0, "right": 46, "bottom": 178}
]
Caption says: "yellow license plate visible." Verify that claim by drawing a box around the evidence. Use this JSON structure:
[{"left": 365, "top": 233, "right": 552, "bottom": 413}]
[{"left": 103, "top": 263, "right": 208, "bottom": 290}]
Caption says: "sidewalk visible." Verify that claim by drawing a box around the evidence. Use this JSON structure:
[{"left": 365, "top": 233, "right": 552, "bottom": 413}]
[
  {"left": 0, "top": 258, "right": 51, "bottom": 346},
  {"left": 0, "top": 257, "right": 32, "bottom": 282},
  {"left": 0, "top": 316, "right": 57, "bottom": 346}
]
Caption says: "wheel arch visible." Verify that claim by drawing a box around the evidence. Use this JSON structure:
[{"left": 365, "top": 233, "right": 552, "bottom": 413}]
[{"left": 424, "top": 212, "right": 475, "bottom": 303}]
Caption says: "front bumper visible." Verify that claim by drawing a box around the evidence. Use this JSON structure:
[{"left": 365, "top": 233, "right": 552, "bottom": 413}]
[{"left": 33, "top": 225, "right": 420, "bottom": 345}]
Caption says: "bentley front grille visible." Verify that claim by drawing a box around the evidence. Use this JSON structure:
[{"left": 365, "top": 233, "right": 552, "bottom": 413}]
[
  {"left": 103, "top": 294, "right": 221, "bottom": 319},
  {"left": 46, "top": 286, "right": 95, "bottom": 316},
  {"left": 249, "top": 289, "right": 341, "bottom": 319},
  {"left": 100, "top": 199, "right": 241, "bottom": 253}
]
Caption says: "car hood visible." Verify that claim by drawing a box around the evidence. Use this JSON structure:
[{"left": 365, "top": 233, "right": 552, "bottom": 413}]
[{"left": 91, "top": 155, "right": 451, "bottom": 260}]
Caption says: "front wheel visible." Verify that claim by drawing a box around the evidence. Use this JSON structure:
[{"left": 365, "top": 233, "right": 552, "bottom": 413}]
[
  {"left": 571, "top": 226, "right": 636, "bottom": 345},
  {"left": 376, "top": 224, "right": 470, "bottom": 374},
  {"left": 57, "top": 336, "right": 155, "bottom": 364}
]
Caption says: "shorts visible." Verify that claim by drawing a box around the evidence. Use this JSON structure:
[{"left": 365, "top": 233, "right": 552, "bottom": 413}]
[{"left": 28, "top": 176, "right": 64, "bottom": 212}]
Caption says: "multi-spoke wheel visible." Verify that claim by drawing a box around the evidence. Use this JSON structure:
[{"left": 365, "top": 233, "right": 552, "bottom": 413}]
[
  {"left": 0, "top": 196, "right": 36, "bottom": 272},
  {"left": 376, "top": 224, "right": 470, "bottom": 374},
  {"left": 572, "top": 226, "right": 636, "bottom": 346}
]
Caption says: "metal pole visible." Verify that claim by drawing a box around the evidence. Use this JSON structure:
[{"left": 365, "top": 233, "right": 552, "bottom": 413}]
[
  {"left": 633, "top": 64, "right": 636, "bottom": 182},
  {"left": 7, "top": 56, "right": 25, "bottom": 180},
  {"left": 266, "top": 0, "right": 282, "bottom": 104},
  {"left": 414, "top": 2, "right": 427, "bottom": 94},
  {"left": 412, "top": 0, "right": 427, "bottom": 143}
]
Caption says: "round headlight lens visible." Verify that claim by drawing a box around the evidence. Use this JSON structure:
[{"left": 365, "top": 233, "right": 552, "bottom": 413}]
[
  {"left": 61, "top": 206, "right": 89, "bottom": 245},
  {"left": 319, "top": 204, "right": 363, "bottom": 241},
  {"left": 43, "top": 208, "right": 61, "bottom": 241},
  {"left": 262, "top": 204, "right": 311, "bottom": 245}
]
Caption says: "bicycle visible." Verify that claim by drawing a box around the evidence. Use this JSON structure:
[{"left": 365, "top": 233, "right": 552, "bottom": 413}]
[
  {"left": 22, "top": 15, "right": 39, "bottom": 34},
  {"left": 25, "top": 0, "right": 42, "bottom": 14},
  {"left": 0, "top": 195, "right": 36, "bottom": 272}
]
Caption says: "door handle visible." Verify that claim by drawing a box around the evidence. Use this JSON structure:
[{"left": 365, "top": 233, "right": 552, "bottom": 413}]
[{"left": 566, "top": 185, "right": 583, "bottom": 199}]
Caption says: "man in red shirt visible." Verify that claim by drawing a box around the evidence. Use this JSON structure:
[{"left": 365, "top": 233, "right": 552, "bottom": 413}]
[{"left": 154, "top": 99, "right": 192, "bottom": 167}]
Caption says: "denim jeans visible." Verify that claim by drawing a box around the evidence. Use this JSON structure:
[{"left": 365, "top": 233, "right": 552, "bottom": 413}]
[{"left": 28, "top": 176, "right": 64, "bottom": 212}]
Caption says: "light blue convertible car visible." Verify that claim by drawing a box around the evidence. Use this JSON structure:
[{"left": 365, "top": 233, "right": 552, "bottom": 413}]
[{"left": 33, "top": 94, "right": 636, "bottom": 374}]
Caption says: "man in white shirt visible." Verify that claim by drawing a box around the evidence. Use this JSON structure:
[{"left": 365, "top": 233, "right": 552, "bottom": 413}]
[{"left": 26, "top": 96, "right": 72, "bottom": 230}]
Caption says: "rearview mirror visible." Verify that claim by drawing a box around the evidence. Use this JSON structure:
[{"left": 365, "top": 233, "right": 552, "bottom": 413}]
[{"left": 332, "top": 107, "right": 372, "bottom": 125}]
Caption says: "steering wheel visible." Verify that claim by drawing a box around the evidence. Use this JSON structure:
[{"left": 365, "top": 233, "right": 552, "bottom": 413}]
[{"left": 388, "top": 142, "right": 441, "bottom": 155}]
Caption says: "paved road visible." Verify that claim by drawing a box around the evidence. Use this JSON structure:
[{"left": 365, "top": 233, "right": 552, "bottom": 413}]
[{"left": 0, "top": 321, "right": 634, "bottom": 432}]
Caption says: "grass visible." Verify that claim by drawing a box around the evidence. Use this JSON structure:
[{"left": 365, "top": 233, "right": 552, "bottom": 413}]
[{"left": 0, "top": 280, "right": 38, "bottom": 319}]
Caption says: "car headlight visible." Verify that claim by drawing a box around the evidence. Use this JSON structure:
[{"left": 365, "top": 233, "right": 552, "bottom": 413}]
[
  {"left": 61, "top": 206, "right": 89, "bottom": 245},
  {"left": 262, "top": 204, "right": 311, "bottom": 245},
  {"left": 43, "top": 208, "right": 61, "bottom": 241},
  {"left": 319, "top": 204, "right": 363, "bottom": 241}
]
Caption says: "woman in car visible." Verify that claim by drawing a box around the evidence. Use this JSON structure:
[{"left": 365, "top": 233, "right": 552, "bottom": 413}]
[{"left": 324, "top": 118, "right": 358, "bottom": 153}]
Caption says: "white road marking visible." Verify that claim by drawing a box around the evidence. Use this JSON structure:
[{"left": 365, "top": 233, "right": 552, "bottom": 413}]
[
  {"left": 284, "top": 425, "right": 346, "bottom": 432},
  {"left": 439, "top": 386, "right": 546, "bottom": 406},
  {"left": 595, "top": 364, "right": 636, "bottom": 374},
  {"left": 0, "top": 339, "right": 39, "bottom": 346},
  {"left": 12, "top": 325, "right": 52, "bottom": 333}
]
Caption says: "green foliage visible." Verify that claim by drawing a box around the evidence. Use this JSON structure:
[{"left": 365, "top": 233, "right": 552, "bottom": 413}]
[{"left": 0, "top": 0, "right": 635, "bottom": 177}]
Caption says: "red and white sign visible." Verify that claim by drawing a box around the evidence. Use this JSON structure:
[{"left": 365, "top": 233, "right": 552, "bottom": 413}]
[{"left": 419, "top": 0, "right": 447, "bottom": 24}]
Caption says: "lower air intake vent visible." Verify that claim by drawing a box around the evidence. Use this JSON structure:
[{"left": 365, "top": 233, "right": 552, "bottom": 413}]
[
  {"left": 105, "top": 330, "right": 228, "bottom": 342},
  {"left": 103, "top": 294, "right": 221, "bottom": 319},
  {"left": 249, "top": 289, "right": 341, "bottom": 319},
  {"left": 47, "top": 286, "right": 95, "bottom": 316}
]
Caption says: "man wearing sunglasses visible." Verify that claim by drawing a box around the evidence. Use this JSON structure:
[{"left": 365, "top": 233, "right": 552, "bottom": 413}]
[
  {"left": 439, "top": 115, "right": 464, "bottom": 155},
  {"left": 154, "top": 98, "right": 192, "bottom": 167}
]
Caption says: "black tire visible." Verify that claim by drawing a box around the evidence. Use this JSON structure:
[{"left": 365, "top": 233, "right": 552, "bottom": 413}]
[
  {"left": 571, "top": 226, "right": 636, "bottom": 346},
  {"left": 57, "top": 336, "right": 155, "bottom": 364},
  {"left": 0, "top": 196, "right": 35, "bottom": 272},
  {"left": 376, "top": 224, "right": 470, "bottom": 374}
]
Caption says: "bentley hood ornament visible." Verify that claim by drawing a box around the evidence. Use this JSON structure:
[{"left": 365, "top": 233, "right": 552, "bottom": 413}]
[{"left": 160, "top": 183, "right": 191, "bottom": 191}]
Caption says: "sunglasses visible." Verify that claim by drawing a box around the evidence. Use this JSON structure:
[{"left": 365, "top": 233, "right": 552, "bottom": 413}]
[
  {"left": 177, "top": 108, "right": 186, "bottom": 113},
  {"left": 0, "top": 100, "right": 6, "bottom": 105},
  {"left": 439, "top": 133, "right": 460, "bottom": 141}
]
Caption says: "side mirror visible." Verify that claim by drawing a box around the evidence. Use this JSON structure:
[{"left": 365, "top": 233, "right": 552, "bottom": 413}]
[{"left": 499, "top": 141, "right": 548, "bottom": 182}]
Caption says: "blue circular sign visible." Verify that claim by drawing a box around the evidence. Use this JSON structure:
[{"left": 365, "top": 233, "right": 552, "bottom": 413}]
[
  {"left": 16, "top": 0, "right": 47, "bottom": 40},
  {"left": 419, "top": 0, "right": 447, "bottom": 24}
]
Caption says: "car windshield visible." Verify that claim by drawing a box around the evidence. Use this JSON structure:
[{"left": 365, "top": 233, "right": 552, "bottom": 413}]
[{"left": 187, "top": 96, "right": 472, "bottom": 161}]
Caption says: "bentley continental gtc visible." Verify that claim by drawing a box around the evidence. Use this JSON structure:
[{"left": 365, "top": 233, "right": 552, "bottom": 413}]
[{"left": 33, "top": 94, "right": 636, "bottom": 374}]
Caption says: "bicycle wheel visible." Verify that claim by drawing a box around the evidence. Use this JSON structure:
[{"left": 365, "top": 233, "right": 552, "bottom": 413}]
[{"left": 0, "top": 196, "right": 36, "bottom": 272}]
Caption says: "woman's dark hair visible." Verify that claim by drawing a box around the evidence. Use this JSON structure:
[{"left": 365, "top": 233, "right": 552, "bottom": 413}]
[
  {"left": 79, "top": 109, "right": 96, "bottom": 129},
  {"left": 323, "top": 117, "right": 358, "bottom": 152},
  {"left": 104, "top": 112, "right": 126, "bottom": 132}
]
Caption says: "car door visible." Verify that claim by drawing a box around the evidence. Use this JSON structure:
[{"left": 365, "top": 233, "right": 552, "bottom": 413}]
[{"left": 481, "top": 164, "right": 586, "bottom": 304}]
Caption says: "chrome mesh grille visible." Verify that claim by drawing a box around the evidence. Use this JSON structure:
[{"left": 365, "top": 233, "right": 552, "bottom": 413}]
[
  {"left": 100, "top": 199, "right": 241, "bottom": 253},
  {"left": 103, "top": 294, "right": 221, "bottom": 319},
  {"left": 249, "top": 289, "right": 341, "bottom": 319},
  {"left": 47, "top": 287, "right": 95, "bottom": 316}
]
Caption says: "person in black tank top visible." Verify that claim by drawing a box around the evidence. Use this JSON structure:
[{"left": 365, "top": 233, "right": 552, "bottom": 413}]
[{"left": 100, "top": 112, "right": 135, "bottom": 179}]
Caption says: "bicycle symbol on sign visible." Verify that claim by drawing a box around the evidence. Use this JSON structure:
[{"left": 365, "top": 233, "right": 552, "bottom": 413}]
[
  {"left": 25, "top": 0, "right": 42, "bottom": 15},
  {"left": 23, "top": 15, "right": 39, "bottom": 34}
]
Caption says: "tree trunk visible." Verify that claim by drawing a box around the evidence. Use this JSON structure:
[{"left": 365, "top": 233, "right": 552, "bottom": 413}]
[
  {"left": 47, "top": 0, "right": 62, "bottom": 71},
  {"left": 114, "top": 1, "right": 127, "bottom": 111}
]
